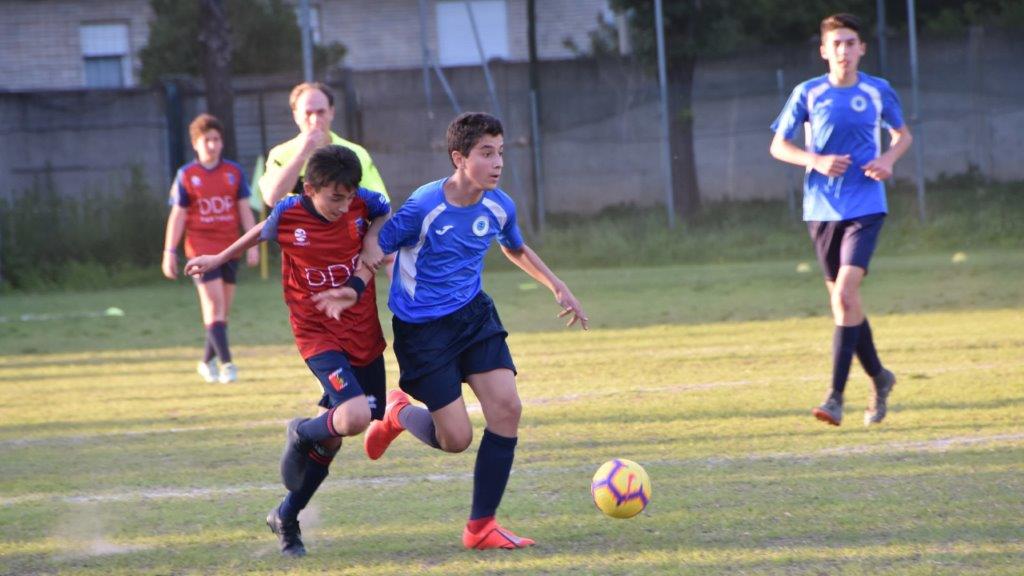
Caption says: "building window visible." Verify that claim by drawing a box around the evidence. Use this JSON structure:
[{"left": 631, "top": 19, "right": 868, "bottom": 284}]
[
  {"left": 436, "top": 0, "right": 509, "bottom": 67},
  {"left": 80, "top": 23, "right": 130, "bottom": 88}
]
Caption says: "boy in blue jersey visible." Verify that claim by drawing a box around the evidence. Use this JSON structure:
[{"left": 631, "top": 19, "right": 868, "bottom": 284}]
[
  {"left": 314, "top": 112, "right": 588, "bottom": 549},
  {"left": 770, "top": 13, "right": 913, "bottom": 426}
]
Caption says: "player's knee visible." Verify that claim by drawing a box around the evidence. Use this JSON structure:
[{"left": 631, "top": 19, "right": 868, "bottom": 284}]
[
  {"left": 491, "top": 395, "right": 522, "bottom": 428},
  {"left": 832, "top": 288, "right": 858, "bottom": 313},
  {"left": 439, "top": 430, "right": 473, "bottom": 453},
  {"left": 332, "top": 406, "right": 371, "bottom": 436}
]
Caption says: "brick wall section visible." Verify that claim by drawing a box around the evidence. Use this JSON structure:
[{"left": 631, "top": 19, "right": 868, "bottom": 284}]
[{"left": 0, "top": 0, "right": 151, "bottom": 90}]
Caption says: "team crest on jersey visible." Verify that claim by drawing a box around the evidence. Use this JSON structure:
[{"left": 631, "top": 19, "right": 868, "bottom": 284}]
[
  {"left": 294, "top": 228, "right": 310, "bottom": 246},
  {"left": 472, "top": 216, "right": 490, "bottom": 237},
  {"left": 850, "top": 95, "right": 868, "bottom": 112},
  {"left": 190, "top": 175, "right": 202, "bottom": 187},
  {"left": 226, "top": 172, "right": 236, "bottom": 186}
]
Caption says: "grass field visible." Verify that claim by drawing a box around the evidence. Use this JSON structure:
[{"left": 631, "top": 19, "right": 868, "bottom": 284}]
[{"left": 1, "top": 251, "right": 1022, "bottom": 575}]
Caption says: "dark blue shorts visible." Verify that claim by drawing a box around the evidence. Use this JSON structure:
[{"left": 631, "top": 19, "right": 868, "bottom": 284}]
[
  {"left": 392, "top": 292, "right": 516, "bottom": 412},
  {"left": 807, "top": 213, "right": 885, "bottom": 281},
  {"left": 194, "top": 259, "right": 239, "bottom": 284},
  {"left": 307, "top": 352, "right": 386, "bottom": 420}
]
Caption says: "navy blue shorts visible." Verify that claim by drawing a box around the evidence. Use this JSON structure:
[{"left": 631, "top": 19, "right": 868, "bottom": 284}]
[
  {"left": 194, "top": 259, "right": 239, "bottom": 284},
  {"left": 807, "top": 213, "right": 885, "bottom": 281},
  {"left": 392, "top": 292, "right": 516, "bottom": 412},
  {"left": 307, "top": 352, "right": 386, "bottom": 420}
]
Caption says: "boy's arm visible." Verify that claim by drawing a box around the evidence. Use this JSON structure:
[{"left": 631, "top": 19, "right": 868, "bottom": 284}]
[
  {"left": 359, "top": 210, "right": 390, "bottom": 272},
  {"left": 501, "top": 244, "right": 589, "bottom": 330},
  {"left": 863, "top": 125, "right": 913, "bottom": 181},
  {"left": 769, "top": 132, "right": 852, "bottom": 177},
  {"left": 161, "top": 204, "right": 187, "bottom": 280},
  {"left": 260, "top": 131, "right": 329, "bottom": 206},
  {"left": 310, "top": 263, "right": 375, "bottom": 321},
  {"left": 238, "top": 199, "right": 260, "bottom": 267},
  {"left": 185, "top": 220, "right": 267, "bottom": 277}
]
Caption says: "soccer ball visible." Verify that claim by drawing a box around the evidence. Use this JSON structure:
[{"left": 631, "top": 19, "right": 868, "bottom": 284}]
[{"left": 590, "top": 459, "right": 651, "bottom": 518}]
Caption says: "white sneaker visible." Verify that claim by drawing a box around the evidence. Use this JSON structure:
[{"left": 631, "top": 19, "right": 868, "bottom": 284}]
[
  {"left": 197, "top": 359, "right": 218, "bottom": 383},
  {"left": 218, "top": 362, "right": 238, "bottom": 384}
]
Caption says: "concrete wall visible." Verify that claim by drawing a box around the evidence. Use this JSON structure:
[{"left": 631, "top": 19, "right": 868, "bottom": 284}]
[{"left": 2, "top": 29, "right": 1022, "bottom": 217}]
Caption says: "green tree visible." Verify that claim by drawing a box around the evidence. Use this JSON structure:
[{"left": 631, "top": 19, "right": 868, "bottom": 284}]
[{"left": 139, "top": 0, "right": 347, "bottom": 85}]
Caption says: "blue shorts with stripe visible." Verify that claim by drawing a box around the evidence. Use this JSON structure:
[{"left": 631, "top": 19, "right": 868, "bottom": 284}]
[
  {"left": 807, "top": 213, "right": 885, "bottom": 281},
  {"left": 392, "top": 291, "right": 516, "bottom": 412}
]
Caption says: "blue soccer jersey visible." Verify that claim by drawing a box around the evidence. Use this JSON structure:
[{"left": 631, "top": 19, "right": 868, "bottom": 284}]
[
  {"left": 771, "top": 72, "right": 905, "bottom": 221},
  {"left": 378, "top": 178, "right": 525, "bottom": 323}
]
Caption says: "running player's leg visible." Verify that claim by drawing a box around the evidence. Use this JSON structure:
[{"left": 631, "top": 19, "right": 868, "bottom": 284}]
[{"left": 460, "top": 330, "right": 532, "bottom": 550}]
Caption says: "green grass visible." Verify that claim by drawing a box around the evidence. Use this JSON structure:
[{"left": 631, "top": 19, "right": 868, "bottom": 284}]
[{"left": 1, "top": 251, "right": 1022, "bottom": 574}]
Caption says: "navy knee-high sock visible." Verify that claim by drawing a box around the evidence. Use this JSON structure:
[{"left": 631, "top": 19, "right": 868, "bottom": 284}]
[
  {"left": 202, "top": 333, "right": 216, "bottom": 363},
  {"left": 831, "top": 324, "right": 862, "bottom": 400},
  {"left": 278, "top": 443, "right": 338, "bottom": 521},
  {"left": 398, "top": 405, "right": 441, "bottom": 449},
  {"left": 297, "top": 405, "right": 343, "bottom": 443},
  {"left": 469, "top": 429, "right": 518, "bottom": 520},
  {"left": 207, "top": 321, "right": 231, "bottom": 363},
  {"left": 855, "top": 318, "right": 883, "bottom": 377}
]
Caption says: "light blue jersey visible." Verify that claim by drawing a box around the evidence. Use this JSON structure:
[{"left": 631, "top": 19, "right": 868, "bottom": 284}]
[
  {"left": 378, "top": 178, "right": 525, "bottom": 323},
  {"left": 771, "top": 72, "right": 905, "bottom": 221}
]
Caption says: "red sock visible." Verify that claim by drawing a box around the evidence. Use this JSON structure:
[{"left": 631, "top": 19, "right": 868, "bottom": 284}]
[{"left": 466, "top": 515, "right": 494, "bottom": 534}]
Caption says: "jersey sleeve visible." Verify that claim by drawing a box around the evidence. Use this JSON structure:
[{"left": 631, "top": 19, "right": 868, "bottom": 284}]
[
  {"left": 235, "top": 165, "right": 252, "bottom": 200},
  {"left": 261, "top": 195, "right": 300, "bottom": 243},
  {"left": 357, "top": 187, "right": 391, "bottom": 220},
  {"left": 770, "top": 84, "right": 808, "bottom": 140},
  {"left": 169, "top": 169, "right": 190, "bottom": 207},
  {"left": 496, "top": 195, "right": 525, "bottom": 251},
  {"left": 880, "top": 81, "right": 905, "bottom": 130},
  {"left": 378, "top": 196, "right": 422, "bottom": 254}
]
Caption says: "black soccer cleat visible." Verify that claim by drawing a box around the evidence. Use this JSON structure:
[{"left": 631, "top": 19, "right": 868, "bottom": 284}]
[
  {"left": 280, "top": 418, "right": 312, "bottom": 492},
  {"left": 266, "top": 505, "right": 306, "bottom": 557}
]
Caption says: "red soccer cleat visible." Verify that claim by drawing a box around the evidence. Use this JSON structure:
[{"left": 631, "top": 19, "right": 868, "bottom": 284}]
[
  {"left": 364, "top": 389, "right": 410, "bottom": 460},
  {"left": 462, "top": 518, "right": 536, "bottom": 550}
]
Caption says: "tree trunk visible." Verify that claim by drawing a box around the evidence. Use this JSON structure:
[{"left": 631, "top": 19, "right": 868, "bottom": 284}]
[
  {"left": 198, "top": 0, "right": 237, "bottom": 160},
  {"left": 667, "top": 55, "right": 700, "bottom": 221}
]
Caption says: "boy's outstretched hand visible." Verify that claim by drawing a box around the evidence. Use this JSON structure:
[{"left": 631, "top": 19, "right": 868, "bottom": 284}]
[
  {"left": 312, "top": 287, "right": 359, "bottom": 320},
  {"left": 555, "top": 285, "right": 589, "bottom": 330},
  {"left": 185, "top": 255, "right": 221, "bottom": 277}
]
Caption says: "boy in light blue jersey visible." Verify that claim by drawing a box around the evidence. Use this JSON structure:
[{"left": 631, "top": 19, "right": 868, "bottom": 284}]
[
  {"left": 314, "top": 112, "right": 588, "bottom": 550},
  {"left": 770, "top": 13, "right": 913, "bottom": 427}
]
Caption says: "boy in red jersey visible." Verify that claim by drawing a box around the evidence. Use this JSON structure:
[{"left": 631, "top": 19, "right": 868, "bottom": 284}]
[
  {"left": 185, "top": 145, "right": 389, "bottom": 557},
  {"left": 161, "top": 113, "right": 259, "bottom": 384}
]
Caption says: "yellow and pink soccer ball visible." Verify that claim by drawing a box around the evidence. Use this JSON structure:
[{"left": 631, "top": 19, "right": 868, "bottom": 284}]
[{"left": 590, "top": 458, "right": 651, "bottom": 518}]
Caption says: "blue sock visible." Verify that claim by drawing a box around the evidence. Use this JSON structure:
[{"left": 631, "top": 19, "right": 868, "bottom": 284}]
[
  {"left": 831, "top": 324, "right": 862, "bottom": 400},
  {"left": 469, "top": 429, "right": 517, "bottom": 520},
  {"left": 207, "top": 321, "right": 231, "bottom": 364},
  {"left": 856, "top": 319, "right": 883, "bottom": 378},
  {"left": 278, "top": 443, "right": 337, "bottom": 521},
  {"left": 202, "top": 333, "right": 216, "bottom": 363},
  {"left": 297, "top": 406, "right": 342, "bottom": 443}
]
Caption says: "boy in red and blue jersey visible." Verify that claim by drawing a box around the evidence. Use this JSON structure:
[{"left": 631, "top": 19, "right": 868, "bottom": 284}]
[
  {"left": 185, "top": 145, "right": 390, "bottom": 557},
  {"left": 770, "top": 13, "right": 913, "bottom": 426},
  {"left": 162, "top": 113, "right": 258, "bottom": 384}
]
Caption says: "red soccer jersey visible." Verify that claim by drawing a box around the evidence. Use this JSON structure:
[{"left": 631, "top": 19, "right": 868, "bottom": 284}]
[
  {"left": 172, "top": 160, "right": 251, "bottom": 258},
  {"left": 261, "top": 192, "right": 390, "bottom": 364}
]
